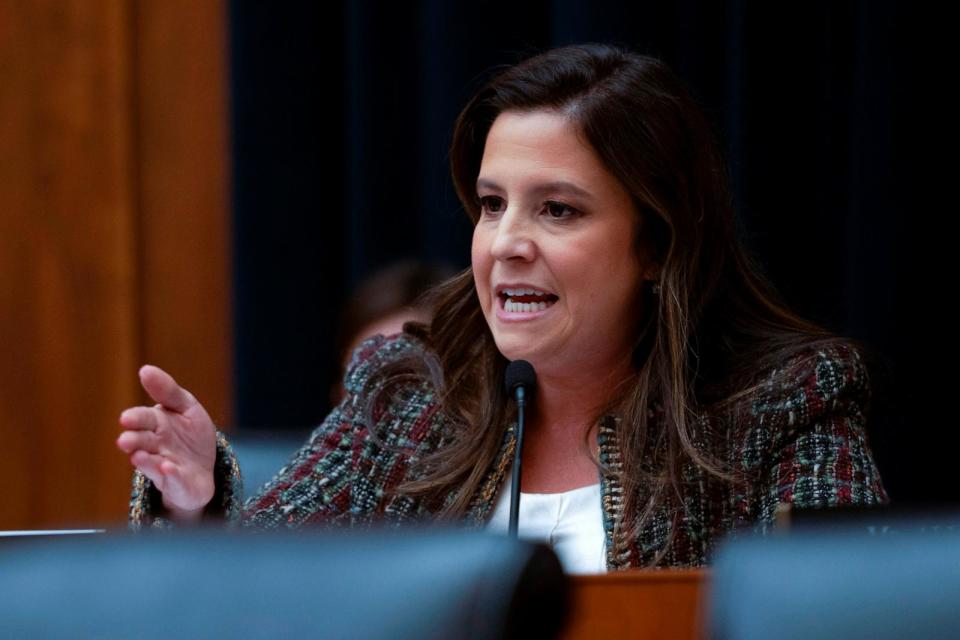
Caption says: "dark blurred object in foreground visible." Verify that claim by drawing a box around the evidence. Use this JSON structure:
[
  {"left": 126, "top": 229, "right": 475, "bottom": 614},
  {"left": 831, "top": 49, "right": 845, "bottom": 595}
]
[
  {"left": 0, "top": 529, "right": 568, "bottom": 640},
  {"left": 709, "top": 513, "right": 960, "bottom": 640}
]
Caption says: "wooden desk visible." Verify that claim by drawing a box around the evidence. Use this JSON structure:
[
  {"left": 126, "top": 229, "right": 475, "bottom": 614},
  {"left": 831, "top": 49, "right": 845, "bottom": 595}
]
[{"left": 561, "top": 569, "right": 708, "bottom": 639}]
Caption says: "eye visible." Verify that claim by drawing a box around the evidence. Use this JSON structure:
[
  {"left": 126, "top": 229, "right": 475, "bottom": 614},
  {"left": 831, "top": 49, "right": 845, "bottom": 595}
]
[
  {"left": 543, "top": 201, "right": 579, "bottom": 219},
  {"left": 479, "top": 195, "right": 505, "bottom": 216}
]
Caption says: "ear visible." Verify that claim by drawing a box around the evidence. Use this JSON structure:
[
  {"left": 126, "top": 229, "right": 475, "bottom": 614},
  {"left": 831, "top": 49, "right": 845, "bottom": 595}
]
[
  {"left": 634, "top": 226, "right": 661, "bottom": 283},
  {"left": 641, "top": 261, "right": 660, "bottom": 283}
]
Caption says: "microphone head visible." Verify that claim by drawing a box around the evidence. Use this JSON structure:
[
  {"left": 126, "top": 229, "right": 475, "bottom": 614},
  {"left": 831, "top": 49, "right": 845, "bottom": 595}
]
[{"left": 504, "top": 360, "right": 537, "bottom": 395}]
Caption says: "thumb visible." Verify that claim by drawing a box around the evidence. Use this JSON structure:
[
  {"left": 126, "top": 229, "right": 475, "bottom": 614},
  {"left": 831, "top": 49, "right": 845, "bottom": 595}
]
[{"left": 138, "top": 365, "right": 196, "bottom": 414}]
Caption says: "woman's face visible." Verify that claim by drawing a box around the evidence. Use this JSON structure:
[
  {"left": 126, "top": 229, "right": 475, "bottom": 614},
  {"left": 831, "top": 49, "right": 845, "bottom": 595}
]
[{"left": 471, "top": 109, "right": 656, "bottom": 379}]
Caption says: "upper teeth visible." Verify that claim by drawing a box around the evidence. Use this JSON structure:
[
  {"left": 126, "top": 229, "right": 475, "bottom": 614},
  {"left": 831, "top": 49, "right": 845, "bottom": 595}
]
[{"left": 502, "top": 287, "right": 548, "bottom": 296}]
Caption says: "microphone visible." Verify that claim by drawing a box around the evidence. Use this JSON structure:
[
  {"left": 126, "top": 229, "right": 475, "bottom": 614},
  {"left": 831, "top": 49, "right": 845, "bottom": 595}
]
[{"left": 504, "top": 360, "right": 537, "bottom": 537}]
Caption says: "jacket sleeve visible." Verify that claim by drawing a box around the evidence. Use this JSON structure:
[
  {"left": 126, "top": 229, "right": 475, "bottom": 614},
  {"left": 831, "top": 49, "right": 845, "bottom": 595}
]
[
  {"left": 239, "top": 396, "right": 366, "bottom": 528},
  {"left": 128, "top": 431, "right": 243, "bottom": 529},
  {"left": 127, "top": 333, "right": 418, "bottom": 529},
  {"left": 742, "top": 343, "right": 888, "bottom": 531},
  {"left": 241, "top": 333, "right": 431, "bottom": 527}
]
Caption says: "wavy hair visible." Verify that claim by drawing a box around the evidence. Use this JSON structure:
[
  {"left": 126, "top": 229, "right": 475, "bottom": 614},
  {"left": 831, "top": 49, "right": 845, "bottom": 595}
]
[{"left": 367, "top": 43, "right": 860, "bottom": 558}]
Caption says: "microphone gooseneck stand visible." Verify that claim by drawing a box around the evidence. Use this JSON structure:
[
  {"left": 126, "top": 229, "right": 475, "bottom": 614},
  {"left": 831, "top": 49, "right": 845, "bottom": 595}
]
[{"left": 504, "top": 360, "right": 537, "bottom": 538}]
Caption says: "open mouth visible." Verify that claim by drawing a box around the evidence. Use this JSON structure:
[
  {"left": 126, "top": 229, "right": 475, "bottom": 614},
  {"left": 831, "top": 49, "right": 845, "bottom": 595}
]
[{"left": 498, "top": 287, "right": 559, "bottom": 313}]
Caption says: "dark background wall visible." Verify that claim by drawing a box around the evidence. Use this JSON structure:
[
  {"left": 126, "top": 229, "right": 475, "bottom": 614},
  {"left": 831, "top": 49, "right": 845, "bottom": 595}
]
[{"left": 228, "top": 1, "right": 957, "bottom": 504}]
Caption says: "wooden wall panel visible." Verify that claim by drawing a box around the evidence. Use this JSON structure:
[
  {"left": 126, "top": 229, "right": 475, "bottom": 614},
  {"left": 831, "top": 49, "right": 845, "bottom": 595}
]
[
  {"left": 135, "top": 2, "right": 232, "bottom": 428},
  {"left": 0, "top": 1, "right": 231, "bottom": 529},
  {"left": 0, "top": 0, "right": 138, "bottom": 528}
]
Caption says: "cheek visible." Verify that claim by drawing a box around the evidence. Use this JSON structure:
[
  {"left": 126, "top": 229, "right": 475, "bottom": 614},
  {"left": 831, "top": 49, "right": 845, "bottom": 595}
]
[
  {"left": 471, "top": 228, "right": 492, "bottom": 299},
  {"left": 562, "top": 237, "right": 640, "bottom": 318}
]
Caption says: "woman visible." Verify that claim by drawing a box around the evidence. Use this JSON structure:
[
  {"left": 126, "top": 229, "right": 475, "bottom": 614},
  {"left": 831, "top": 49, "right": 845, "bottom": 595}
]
[{"left": 117, "top": 44, "right": 886, "bottom": 571}]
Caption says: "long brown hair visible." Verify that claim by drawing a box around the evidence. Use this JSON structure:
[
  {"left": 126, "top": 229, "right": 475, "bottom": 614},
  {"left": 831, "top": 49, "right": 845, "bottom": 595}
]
[{"left": 367, "top": 44, "right": 860, "bottom": 551}]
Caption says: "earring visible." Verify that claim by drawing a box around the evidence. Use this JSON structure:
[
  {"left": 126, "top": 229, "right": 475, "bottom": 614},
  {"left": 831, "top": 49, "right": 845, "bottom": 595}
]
[{"left": 651, "top": 282, "right": 661, "bottom": 295}]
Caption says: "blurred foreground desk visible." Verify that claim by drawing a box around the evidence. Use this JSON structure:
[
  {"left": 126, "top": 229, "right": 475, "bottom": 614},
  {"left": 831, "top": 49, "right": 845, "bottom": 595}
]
[{"left": 562, "top": 569, "right": 707, "bottom": 640}]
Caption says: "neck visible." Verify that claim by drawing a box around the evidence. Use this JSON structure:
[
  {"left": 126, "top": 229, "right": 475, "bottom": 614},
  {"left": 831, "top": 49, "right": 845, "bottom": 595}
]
[{"left": 529, "top": 355, "right": 634, "bottom": 435}]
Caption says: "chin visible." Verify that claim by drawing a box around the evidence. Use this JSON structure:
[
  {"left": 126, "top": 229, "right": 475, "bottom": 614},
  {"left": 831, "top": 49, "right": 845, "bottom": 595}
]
[{"left": 492, "top": 336, "right": 547, "bottom": 367}]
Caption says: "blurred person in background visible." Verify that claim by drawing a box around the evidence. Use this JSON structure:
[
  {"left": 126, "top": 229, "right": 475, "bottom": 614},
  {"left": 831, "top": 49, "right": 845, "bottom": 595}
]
[
  {"left": 330, "top": 261, "right": 456, "bottom": 406},
  {"left": 231, "top": 260, "right": 455, "bottom": 494}
]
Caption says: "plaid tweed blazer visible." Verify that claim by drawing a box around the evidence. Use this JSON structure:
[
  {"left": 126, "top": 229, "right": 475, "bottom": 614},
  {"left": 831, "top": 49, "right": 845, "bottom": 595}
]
[{"left": 130, "top": 333, "right": 887, "bottom": 569}]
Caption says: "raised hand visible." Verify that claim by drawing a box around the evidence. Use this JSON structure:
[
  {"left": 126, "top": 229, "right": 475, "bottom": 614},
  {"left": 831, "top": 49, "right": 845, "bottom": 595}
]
[{"left": 116, "top": 365, "right": 217, "bottom": 522}]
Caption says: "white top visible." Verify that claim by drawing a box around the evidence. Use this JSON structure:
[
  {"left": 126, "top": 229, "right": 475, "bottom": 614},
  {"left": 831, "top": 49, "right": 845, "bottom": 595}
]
[{"left": 485, "top": 475, "right": 607, "bottom": 575}]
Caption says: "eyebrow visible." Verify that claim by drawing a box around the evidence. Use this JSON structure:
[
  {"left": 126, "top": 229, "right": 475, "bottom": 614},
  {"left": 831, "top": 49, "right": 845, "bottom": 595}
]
[{"left": 475, "top": 178, "right": 596, "bottom": 203}]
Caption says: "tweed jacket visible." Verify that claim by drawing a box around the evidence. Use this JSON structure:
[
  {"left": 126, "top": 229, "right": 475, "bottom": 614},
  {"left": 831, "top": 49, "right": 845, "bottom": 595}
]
[{"left": 129, "top": 333, "right": 887, "bottom": 569}]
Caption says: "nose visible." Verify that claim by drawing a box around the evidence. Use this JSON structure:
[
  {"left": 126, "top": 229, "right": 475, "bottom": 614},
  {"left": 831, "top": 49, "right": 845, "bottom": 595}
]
[{"left": 489, "top": 208, "right": 536, "bottom": 263}]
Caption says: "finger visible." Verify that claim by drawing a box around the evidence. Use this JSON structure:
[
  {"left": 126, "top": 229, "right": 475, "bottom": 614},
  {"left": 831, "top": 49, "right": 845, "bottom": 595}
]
[
  {"left": 138, "top": 365, "right": 196, "bottom": 414},
  {"left": 118, "top": 406, "right": 159, "bottom": 431},
  {"left": 116, "top": 430, "right": 160, "bottom": 454},
  {"left": 130, "top": 450, "right": 167, "bottom": 488}
]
